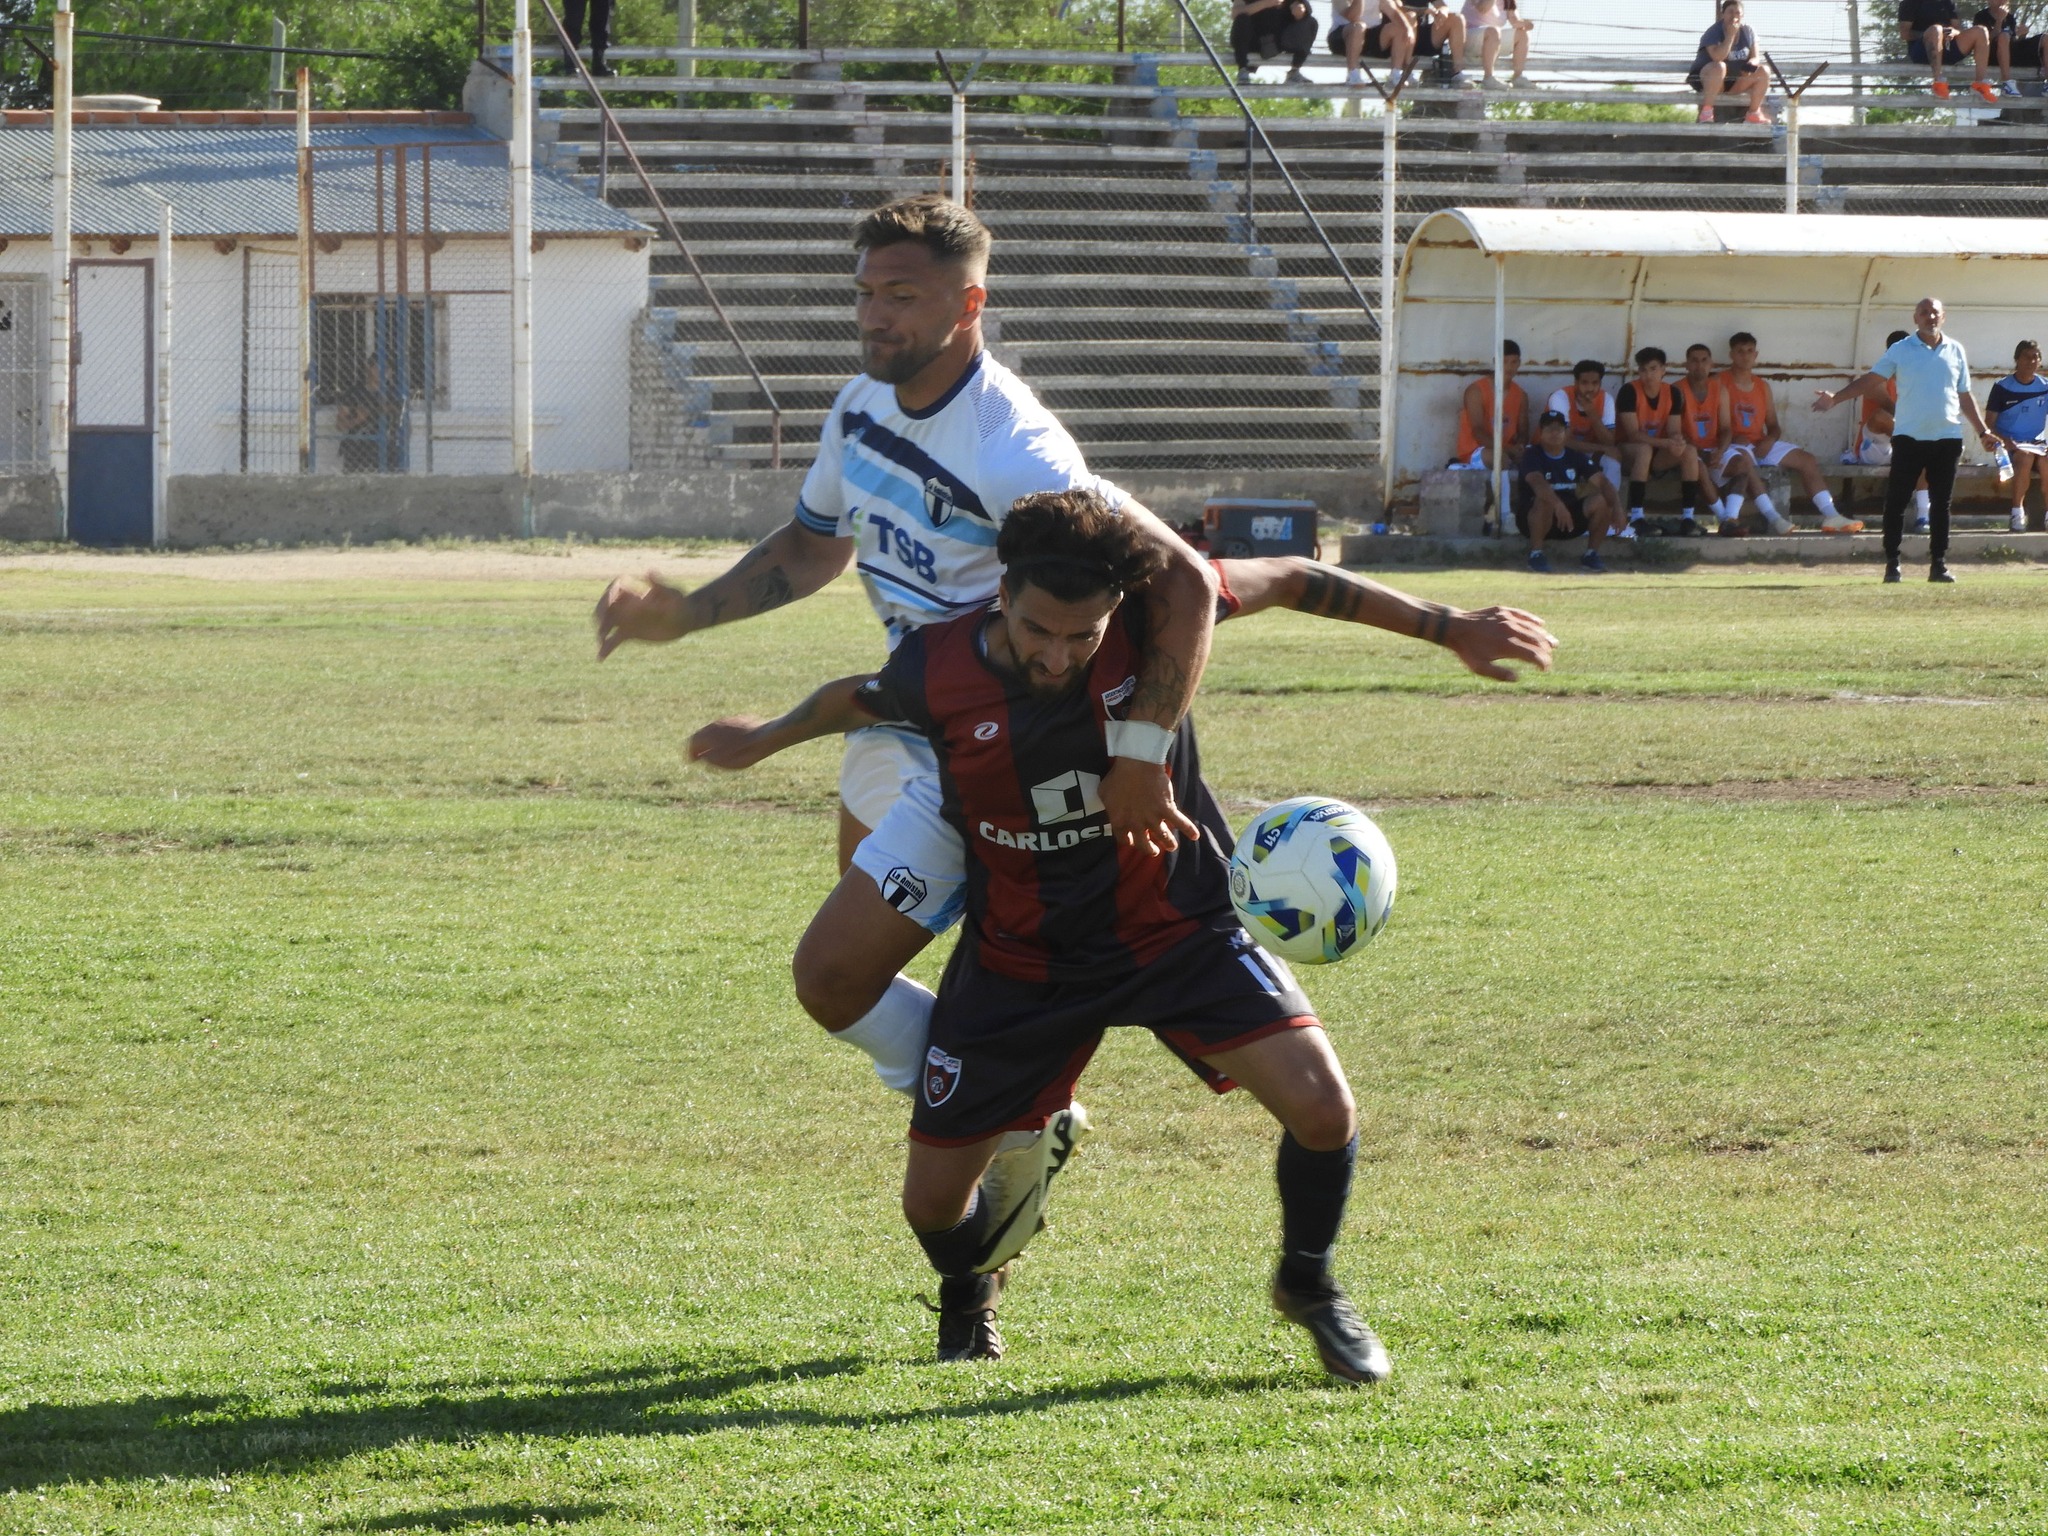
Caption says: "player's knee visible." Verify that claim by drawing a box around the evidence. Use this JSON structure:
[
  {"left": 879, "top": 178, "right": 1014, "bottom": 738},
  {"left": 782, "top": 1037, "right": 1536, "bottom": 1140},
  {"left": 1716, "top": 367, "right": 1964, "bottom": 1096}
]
[
  {"left": 1288, "top": 1080, "right": 1358, "bottom": 1151},
  {"left": 790, "top": 941, "right": 882, "bottom": 1032},
  {"left": 900, "top": 1179, "right": 970, "bottom": 1234}
]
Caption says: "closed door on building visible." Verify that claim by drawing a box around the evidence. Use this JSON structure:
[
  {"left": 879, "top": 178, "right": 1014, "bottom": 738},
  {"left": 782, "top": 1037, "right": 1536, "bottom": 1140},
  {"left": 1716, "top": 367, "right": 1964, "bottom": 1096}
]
[
  {"left": 70, "top": 259, "right": 154, "bottom": 546},
  {"left": 0, "top": 280, "right": 44, "bottom": 475}
]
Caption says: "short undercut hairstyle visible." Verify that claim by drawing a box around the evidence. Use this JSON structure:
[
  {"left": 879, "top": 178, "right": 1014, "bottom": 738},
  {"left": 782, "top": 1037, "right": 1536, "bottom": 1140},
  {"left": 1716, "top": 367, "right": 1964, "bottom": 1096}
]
[
  {"left": 1686, "top": 342, "right": 1712, "bottom": 359},
  {"left": 1502, "top": 339, "right": 1521, "bottom": 357},
  {"left": 998, "top": 489, "right": 1168, "bottom": 603},
  {"left": 1573, "top": 358, "right": 1605, "bottom": 380},
  {"left": 853, "top": 195, "right": 992, "bottom": 278},
  {"left": 1635, "top": 346, "right": 1667, "bottom": 368},
  {"left": 1729, "top": 331, "right": 1758, "bottom": 349}
]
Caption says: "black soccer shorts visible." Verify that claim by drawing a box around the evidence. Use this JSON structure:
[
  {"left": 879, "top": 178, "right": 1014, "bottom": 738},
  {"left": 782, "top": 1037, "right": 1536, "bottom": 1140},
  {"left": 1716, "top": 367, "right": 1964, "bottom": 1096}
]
[{"left": 909, "top": 916, "right": 1320, "bottom": 1146}]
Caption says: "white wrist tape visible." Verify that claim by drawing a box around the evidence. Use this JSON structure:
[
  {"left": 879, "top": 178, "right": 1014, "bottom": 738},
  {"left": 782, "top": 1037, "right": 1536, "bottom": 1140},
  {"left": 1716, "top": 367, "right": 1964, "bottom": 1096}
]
[{"left": 1105, "top": 719, "right": 1175, "bottom": 764}]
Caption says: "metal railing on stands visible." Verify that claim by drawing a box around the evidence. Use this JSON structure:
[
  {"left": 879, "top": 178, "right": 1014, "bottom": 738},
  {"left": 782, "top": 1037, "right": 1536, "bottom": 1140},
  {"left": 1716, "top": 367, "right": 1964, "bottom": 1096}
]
[{"left": 534, "top": 0, "right": 784, "bottom": 466}]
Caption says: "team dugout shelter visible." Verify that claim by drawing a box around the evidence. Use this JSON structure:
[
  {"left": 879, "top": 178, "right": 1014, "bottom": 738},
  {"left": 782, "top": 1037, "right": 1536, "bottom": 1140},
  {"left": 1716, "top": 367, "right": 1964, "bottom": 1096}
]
[{"left": 1388, "top": 209, "right": 2048, "bottom": 507}]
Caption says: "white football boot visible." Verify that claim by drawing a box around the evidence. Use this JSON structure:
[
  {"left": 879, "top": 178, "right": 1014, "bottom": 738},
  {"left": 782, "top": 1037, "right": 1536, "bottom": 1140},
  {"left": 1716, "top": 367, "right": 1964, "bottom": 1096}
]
[{"left": 973, "top": 1102, "right": 1092, "bottom": 1274}]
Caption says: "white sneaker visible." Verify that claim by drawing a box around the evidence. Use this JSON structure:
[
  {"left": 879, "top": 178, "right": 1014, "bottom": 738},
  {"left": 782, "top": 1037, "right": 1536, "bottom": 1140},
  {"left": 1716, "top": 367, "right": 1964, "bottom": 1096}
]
[
  {"left": 2013, "top": 508, "right": 2028, "bottom": 533},
  {"left": 1764, "top": 512, "right": 1796, "bottom": 535},
  {"left": 1346, "top": 67, "right": 1365, "bottom": 86},
  {"left": 1912, "top": 513, "right": 1932, "bottom": 534},
  {"left": 1819, "top": 511, "right": 1864, "bottom": 533},
  {"left": 974, "top": 1102, "right": 1092, "bottom": 1274},
  {"left": 1615, "top": 520, "right": 1639, "bottom": 541},
  {"left": 2000, "top": 79, "right": 2022, "bottom": 96}
]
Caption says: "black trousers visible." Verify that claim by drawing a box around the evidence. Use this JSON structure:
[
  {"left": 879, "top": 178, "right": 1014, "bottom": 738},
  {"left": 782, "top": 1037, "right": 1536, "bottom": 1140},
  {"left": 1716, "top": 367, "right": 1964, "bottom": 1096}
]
[
  {"left": 1231, "top": 10, "right": 1316, "bottom": 67},
  {"left": 564, "top": 0, "right": 610, "bottom": 56},
  {"left": 1881, "top": 434, "right": 1962, "bottom": 562}
]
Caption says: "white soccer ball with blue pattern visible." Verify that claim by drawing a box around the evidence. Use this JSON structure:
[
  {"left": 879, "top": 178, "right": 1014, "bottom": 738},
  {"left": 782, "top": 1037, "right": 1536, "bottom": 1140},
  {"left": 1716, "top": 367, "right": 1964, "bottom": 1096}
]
[{"left": 1228, "top": 796, "right": 1397, "bottom": 965}]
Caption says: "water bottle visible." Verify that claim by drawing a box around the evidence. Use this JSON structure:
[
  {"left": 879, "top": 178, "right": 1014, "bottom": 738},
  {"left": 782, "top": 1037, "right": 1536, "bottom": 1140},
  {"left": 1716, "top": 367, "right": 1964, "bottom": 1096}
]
[{"left": 1995, "top": 443, "right": 2014, "bottom": 484}]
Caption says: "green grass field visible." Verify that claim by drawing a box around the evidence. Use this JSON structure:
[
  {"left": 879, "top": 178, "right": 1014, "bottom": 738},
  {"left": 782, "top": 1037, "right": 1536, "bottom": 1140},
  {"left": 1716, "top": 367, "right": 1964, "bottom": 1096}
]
[{"left": 3, "top": 547, "right": 2046, "bottom": 1535}]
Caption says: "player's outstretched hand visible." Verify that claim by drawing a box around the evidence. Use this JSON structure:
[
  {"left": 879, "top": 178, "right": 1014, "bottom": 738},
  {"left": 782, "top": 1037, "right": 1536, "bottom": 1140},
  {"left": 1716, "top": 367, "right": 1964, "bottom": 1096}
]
[
  {"left": 595, "top": 570, "right": 689, "bottom": 660},
  {"left": 1444, "top": 605, "right": 1557, "bottom": 682},
  {"left": 688, "top": 717, "right": 775, "bottom": 771},
  {"left": 1100, "top": 757, "right": 1203, "bottom": 857}
]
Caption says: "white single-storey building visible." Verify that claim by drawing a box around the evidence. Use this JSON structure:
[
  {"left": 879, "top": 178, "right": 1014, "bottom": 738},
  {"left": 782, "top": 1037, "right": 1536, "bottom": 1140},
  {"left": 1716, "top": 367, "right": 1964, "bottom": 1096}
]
[{"left": 0, "top": 110, "right": 649, "bottom": 541}]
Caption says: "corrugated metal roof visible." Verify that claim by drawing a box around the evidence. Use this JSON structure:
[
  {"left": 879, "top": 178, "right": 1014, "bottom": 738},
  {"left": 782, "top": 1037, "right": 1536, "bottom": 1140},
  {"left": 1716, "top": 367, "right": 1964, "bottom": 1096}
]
[
  {"left": 0, "top": 124, "right": 647, "bottom": 238},
  {"left": 1415, "top": 208, "right": 2048, "bottom": 261}
]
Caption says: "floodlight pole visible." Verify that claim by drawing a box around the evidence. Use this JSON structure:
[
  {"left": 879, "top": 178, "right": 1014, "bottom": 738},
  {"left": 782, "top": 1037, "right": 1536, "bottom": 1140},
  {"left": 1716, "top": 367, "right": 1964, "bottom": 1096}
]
[
  {"left": 51, "top": 0, "right": 72, "bottom": 536},
  {"left": 511, "top": 0, "right": 535, "bottom": 518}
]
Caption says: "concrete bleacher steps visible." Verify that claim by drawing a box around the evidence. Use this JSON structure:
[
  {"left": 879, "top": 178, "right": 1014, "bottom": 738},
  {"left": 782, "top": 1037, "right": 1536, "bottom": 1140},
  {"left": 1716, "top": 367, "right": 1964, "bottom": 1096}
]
[{"left": 533, "top": 52, "right": 2048, "bottom": 476}]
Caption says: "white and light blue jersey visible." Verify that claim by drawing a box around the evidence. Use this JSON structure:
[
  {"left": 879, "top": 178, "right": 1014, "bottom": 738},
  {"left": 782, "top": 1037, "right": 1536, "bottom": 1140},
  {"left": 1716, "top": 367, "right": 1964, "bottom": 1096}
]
[
  {"left": 1987, "top": 372, "right": 2048, "bottom": 453},
  {"left": 794, "top": 351, "right": 1124, "bottom": 647}
]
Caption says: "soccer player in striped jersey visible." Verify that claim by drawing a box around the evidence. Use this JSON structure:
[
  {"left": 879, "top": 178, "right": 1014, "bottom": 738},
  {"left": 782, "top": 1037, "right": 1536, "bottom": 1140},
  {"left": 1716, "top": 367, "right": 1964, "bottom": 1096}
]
[{"left": 689, "top": 490, "right": 1552, "bottom": 1377}]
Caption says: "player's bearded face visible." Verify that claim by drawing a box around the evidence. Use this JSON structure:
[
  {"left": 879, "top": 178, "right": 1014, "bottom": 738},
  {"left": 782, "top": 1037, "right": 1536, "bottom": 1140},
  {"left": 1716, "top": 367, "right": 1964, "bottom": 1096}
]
[
  {"left": 854, "top": 246, "right": 983, "bottom": 386},
  {"left": 997, "top": 583, "right": 1120, "bottom": 699}
]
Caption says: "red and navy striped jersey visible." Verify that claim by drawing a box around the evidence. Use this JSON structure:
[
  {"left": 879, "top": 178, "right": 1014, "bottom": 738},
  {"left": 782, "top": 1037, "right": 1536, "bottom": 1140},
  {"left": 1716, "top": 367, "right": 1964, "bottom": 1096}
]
[{"left": 856, "top": 582, "right": 1243, "bottom": 984}]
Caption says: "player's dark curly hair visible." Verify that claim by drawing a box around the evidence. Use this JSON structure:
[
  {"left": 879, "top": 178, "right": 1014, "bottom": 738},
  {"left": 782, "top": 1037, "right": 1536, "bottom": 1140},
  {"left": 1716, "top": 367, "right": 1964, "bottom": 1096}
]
[
  {"left": 998, "top": 489, "right": 1168, "bottom": 602},
  {"left": 853, "top": 195, "right": 992, "bottom": 277}
]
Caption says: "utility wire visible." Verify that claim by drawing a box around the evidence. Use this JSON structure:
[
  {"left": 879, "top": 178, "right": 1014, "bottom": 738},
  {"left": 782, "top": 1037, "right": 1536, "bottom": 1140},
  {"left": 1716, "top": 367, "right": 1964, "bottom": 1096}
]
[{"left": 0, "top": 22, "right": 393, "bottom": 61}]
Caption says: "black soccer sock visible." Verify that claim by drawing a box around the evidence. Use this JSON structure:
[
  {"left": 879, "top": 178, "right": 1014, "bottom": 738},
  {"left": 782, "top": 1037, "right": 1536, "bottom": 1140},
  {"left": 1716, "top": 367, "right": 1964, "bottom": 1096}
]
[
  {"left": 1682, "top": 480, "right": 1700, "bottom": 513},
  {"left": 1627, "top": 480, "right": 1648, "bottom": 516},
  {"left": 1275, "top": 1131, "right": 1357, "bottom": 1288},
  {"left": 913, "top": 1188, "right": 993, "bottom": 1279}
]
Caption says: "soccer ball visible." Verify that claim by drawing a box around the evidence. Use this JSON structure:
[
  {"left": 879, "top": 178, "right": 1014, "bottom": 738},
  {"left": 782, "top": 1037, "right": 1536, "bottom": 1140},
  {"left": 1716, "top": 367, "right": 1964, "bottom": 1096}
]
[{"left": 1228, "top": 796, "right": 1397, "bottom": 965}]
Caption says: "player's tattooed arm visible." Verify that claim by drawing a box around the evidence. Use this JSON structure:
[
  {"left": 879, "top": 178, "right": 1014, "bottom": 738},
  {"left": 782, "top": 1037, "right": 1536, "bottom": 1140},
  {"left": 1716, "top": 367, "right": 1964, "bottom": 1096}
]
[
  {"left": 594, "top": 519, "right": 852, "bottom": 659},
  {"left": 1217, "top": 557, "right": 1558, "bottom": 683},
  {"left": 1101, "top": 498, "right": 1216, "bottom": 857},
  {"left": 688, "top": 673, "right": 882, "bottom": 771}
]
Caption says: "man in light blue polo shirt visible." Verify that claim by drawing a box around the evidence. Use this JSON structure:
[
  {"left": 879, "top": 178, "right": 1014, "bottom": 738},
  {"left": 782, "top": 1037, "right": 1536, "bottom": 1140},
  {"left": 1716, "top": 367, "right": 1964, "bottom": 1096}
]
[{"left": 1814, "top": 297, "right": 1999, "bottom": 584}]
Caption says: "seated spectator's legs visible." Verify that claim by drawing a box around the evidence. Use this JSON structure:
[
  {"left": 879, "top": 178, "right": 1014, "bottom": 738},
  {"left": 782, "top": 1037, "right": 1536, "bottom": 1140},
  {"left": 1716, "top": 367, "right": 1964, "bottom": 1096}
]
[
  {"left": 2009, "top": 449, "right": 2040, "bottom": 528},
  {"left": 1431, "top": 10, "right": 1470, "bottom": 72},
  {"left": 1378, "top": 8, "right": 1417, "bottom": 73},
  {"left": 1279, "top": 12, "right": 1318, "bottom": 68},
  {"left": 1231, "top": 10, "right": 1262, "bottom": 69},
  {"left": 1910, "top": 26, "right": 1955, "bottom": 89},
  {"left": 1963, "top": 23, "right": 1994, "bottom": 81}
]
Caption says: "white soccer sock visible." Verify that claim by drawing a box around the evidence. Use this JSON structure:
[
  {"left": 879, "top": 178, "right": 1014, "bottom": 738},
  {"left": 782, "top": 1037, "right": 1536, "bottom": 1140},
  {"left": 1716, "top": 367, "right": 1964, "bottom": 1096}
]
[
  {"left": 1814, "top": 490, "right": 1839, "bottom": 518},
  {"left": 1914, "top": 489, "right": 1931, "bottom": 514},
  {"left": 1756, "top": 493, "right": 1779, "bottom": 520},
  {"left": 1708, "top": 497, "right": 1726, "bottom": 518},
  {"left": 1724, "top": 493, "right": 1745, "bottom": 519},
  {"left": 831, "top": 974, "right": 933, "bottom": 1096}
]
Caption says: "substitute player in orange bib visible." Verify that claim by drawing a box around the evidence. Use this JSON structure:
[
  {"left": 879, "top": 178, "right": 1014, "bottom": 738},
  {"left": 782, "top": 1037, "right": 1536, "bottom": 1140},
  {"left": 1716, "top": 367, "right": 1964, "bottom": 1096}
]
[{"left": 1717, "top": 332, "right": 1864, "bottom": 535}]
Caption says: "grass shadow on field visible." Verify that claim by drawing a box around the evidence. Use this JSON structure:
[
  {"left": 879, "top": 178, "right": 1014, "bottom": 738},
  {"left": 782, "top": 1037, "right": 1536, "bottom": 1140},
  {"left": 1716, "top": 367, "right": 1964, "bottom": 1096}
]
[
  {"left": 334, "top": 1504, "right": 614, "bottom": 1532},
  {"left": 0, "top": 1354, "right": 1284, "bottom": 1492}
]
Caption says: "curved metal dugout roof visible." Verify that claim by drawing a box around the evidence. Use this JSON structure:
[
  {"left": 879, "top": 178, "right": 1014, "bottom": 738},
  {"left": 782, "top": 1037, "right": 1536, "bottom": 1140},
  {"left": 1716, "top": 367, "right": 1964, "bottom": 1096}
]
[{"left": 1406, "top": 208, "right": 2048, "bottom": 262}]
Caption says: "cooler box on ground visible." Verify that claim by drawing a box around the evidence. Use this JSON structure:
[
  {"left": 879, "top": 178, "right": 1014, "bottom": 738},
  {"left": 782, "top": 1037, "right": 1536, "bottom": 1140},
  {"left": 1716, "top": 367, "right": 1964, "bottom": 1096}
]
[{"left": 1203, "top": 499, "right": 1319, "bottom": 558}]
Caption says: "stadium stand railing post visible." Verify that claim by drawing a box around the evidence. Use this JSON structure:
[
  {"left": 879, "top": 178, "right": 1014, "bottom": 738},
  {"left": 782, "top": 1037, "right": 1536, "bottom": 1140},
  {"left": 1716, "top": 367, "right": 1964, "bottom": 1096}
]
[
  {"left": 1355, "top": 60, "right": 1415, "bottom": 516},
  {"left": 536, "top": 0, "right": 784, "bottom": 468},
  {"left": 1763, "top": 55, "right": 1829, "bottom": 216},
  {"left": 296, "top": 68, "right": 313, "bottom": 474}
]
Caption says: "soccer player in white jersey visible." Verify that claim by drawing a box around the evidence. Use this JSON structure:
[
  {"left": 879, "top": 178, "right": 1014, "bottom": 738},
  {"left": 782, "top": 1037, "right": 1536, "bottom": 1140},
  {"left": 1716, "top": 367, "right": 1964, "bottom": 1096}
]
[{"left": 594, "top": 197, "right": 1219, "bottom": 1246}]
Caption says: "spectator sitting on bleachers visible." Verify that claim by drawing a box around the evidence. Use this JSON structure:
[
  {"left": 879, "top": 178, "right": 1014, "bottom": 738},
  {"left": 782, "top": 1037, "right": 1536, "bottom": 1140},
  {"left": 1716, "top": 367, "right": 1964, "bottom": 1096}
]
[
  {"left": 1718, "top": 332, "right": 1863, "bottom": 534},
  {"left": 1987, "top": 338, "right": 2048, "bottom": 533},
  {"left": 1974, "top": 0, "right": 2042, "bottom": 95},
  {"left": 1463, "top": 0, "right": 1533, "bottom": 89},
  {"left": 1689, "top": 0, "right": 1771, "bottom": 123},
  {"left": 1232, "top": 0, "right": 1319, "bottom": 85},
  {"left": 1403, "top": 0, "right": 1473, "bottom": 85},
  {"left": 1519, "top": 410, "right": 1622, "bottom": 573},
  {"left": 1673, "top": 342, "right": 1749, "bottom": 533},
  {"left": 1546, "top": 360, "right": 1625, "bottom": 528},
  {"left": 1452, "top": 339, "right": 1531, "bottom": 517},
  {"left": 1330, "top": 0, "right": 1417, "bottom": 85},
  {"left": 1898, "top": 0, "right": 1999, "bottom": 102},
  {"left": 1616, "top": 346, "right": 1715, "bottom": 537}
]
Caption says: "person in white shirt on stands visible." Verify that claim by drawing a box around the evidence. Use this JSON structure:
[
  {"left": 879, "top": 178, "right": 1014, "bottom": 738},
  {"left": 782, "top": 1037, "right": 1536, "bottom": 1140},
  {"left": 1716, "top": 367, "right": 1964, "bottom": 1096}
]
[
  {"left": 1329, "top": 0, "right": 1417, "bottom": 84},
  {"left": 1462, "top": 0, "right": 1533, "bottom": 88}
]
